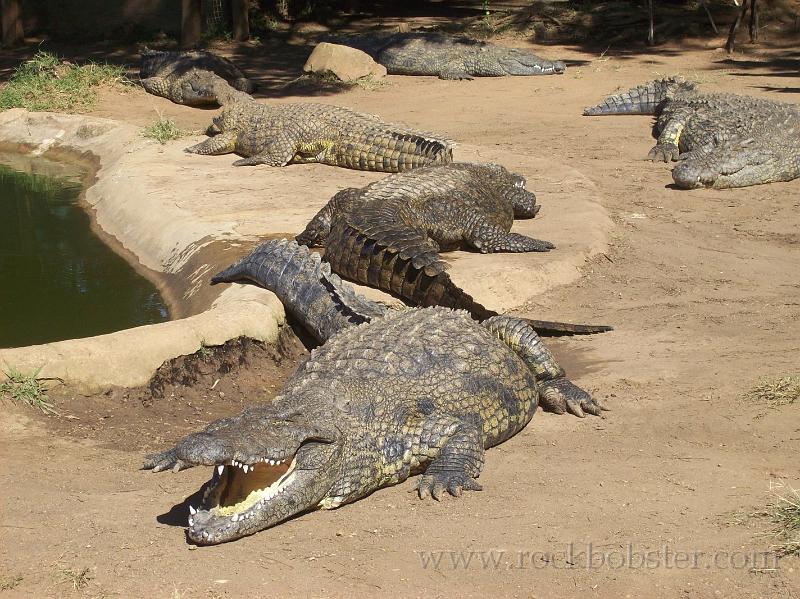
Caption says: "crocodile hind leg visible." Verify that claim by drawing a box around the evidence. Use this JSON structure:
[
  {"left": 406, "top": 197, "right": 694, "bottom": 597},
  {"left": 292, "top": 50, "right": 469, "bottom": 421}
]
[
  {"left": 414, "top": 415, "right": 485, "bottom": 500},
  {"left": 483, "top": 315, "right": 607, "bottom": 417},
  {"left": 465, "top": 222, "right": 554, "bottom": 253},
  {"left": 232, "top": 140, "right": 296, "bottom": 167},
  {"left": 185, "top": 131, "right": 238, "bottom": 155}
]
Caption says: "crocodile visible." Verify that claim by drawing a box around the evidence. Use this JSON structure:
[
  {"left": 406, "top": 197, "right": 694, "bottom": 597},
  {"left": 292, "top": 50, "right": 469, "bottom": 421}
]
[
  {"left": 296, "top": 163, "right": 611, "bottom": 336},
  {"left": 583, "top": 76, "right": 800, "bottom": 189},
  {"left": 336, "top": 32, "right": 566, "bottom": 80},
  {"left": 139, "top": 48, "right": 255, "bottom": 106},
  {"left": 144, "top": 238, "right": 605, "bottom": 544},
  {"left": 185, "top": 100, "right": 455, "bottom": 171}
]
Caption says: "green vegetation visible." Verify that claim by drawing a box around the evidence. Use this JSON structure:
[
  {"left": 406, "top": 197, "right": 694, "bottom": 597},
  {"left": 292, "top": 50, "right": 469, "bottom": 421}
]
[
  {"left": 743, "top": 375, "right": 800, "bottom": 406},
  {"left": 142, "top": 115, "right": 186, "bottom": 144},
  {"left": 198, "top": 340, "right": 214, "bottom": 360},
  {"left": 0, "top": 365, "right": 58, "bottom": 414},
  {"left": 0, "top": 51, "right": 128, "bottom": 113}
]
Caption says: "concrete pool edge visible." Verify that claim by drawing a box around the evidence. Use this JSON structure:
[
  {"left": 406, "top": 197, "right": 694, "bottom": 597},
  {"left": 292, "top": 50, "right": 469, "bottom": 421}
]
[
  {"left": 0, "top": 107, "right": 614, "bottom": 393},
  {"left": 0, "top": 286, "right": 286, "bottom": 394},
  {"left": 0, "top": 109, "right": 286, "bottom": 393}
]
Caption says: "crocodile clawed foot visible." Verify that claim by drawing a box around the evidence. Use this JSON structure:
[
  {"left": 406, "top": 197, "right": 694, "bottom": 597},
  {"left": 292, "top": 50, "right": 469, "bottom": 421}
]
[
  {"left": 647, "top": 143, "right": 680, "bottom": 162},
  {"left": 417, "top": 472, "right": 482, "bottom": 501},
  {"left": 142, "top": 448, "right": 193, "bottom": 472},
  {"left": 538, "top": 378, "right": 607, "bottom": 418}
]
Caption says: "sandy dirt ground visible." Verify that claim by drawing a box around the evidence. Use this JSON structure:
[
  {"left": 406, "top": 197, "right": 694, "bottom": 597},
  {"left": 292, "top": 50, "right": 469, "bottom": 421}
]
[{"left": 1, "top": 24, "right": 800, "bottom": 599}]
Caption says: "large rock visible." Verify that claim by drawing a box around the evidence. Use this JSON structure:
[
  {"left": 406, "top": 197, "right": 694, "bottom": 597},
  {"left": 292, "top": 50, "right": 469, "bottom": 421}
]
[{"left": 303, "top": 42, "right": 387, "bottom": 81}]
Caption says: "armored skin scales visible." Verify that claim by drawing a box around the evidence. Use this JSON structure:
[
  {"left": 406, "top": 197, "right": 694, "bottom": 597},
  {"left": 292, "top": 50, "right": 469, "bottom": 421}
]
[
  {"left": 185, "top": 101, "right": 455, "bottom": 172},
  {"left": 297, "top": 163, "right": 611, "bottom": 336},
  {"left": 337, "top": 32, "right": 566, "bottom": 80},
  {"left": 584, "top": 77, "right": 800, "bottom": 189},
  {"left": 144, "top": 239, "right": 605, "bottom": 544},
  {"left": 139, "top": 49, "right": 254, "bottom": 106}
]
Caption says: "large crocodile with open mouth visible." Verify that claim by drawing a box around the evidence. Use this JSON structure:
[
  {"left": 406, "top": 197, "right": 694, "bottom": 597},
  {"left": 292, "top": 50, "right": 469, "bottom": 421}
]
[
  {"left": 139, "top": 49, "right": 255, "bottom": 106},
  {"left": 143, "top": 239, "right": 605, "bottom": 545},
  {"left": 583, "top": 76, "right": 800, "bottom": 189},
  {"left": 335, "top": 32, "right": 566, "bottom": 80},
  {"left": 185, "top": 100, "right": 454, "bottom": 171},
  {"left": 296, "top": 162, "right": 610, "bottom": 336}
]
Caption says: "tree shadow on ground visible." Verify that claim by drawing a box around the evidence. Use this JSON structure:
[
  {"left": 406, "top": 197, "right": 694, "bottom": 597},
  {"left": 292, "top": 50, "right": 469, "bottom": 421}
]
[{"left": 1, "top": 1, "right": 798, "bottom": 101}]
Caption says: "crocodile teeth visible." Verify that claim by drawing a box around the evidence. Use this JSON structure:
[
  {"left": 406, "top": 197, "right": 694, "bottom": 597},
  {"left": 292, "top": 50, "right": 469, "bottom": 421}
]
[
  {"left": 243, "top": 464, "right": 250, "bottom": 473},
  {"left": 231, "top": 514, "right": 239, "bottom": 522},
  {"left": 189, "top": 505, "right": 197, "bottom": 515},
  {"left": 188, "top": 516, "right": 194, "bottom": 526},
  {"left": 217, "top": 465, "right": 224, "bottom": 476}
]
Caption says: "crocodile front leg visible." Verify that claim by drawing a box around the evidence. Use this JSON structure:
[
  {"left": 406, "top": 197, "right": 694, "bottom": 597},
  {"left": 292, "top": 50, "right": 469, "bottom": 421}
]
[
  {"left": 648, "top": 109, "right": 691, "bottom": 162},
  {"left": 439, "top": 60, "right": 473, "bottom": 80},
  {"left": 231, "top": 140, "right": 297, "bottom": 166},
  {"left": 414, "top": 415, "right": 484, "bottom": 500},
  {"left": 465, "top": 222, "right": 554, "bottom": 253},
  {"left": 185, "top": 131, "right": 238, "bottom": 155}
]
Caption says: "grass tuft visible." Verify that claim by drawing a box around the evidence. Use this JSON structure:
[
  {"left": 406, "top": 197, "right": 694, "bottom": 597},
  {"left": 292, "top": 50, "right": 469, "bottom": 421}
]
[
  {"left": 60, "top": 566, "right": 92, "bottom": 591},
  {"left": 283, "top": 72, "right": 391, "bottom": 94},
  {"left": 142, "top": 114, "right": 186, "bottom": 144},
  {"left": 0, "top": 365, "right": 58, "bottom": 414},
  {"left": 0, "top": 51, "right": 129, "bottom": 113},
  {"left": 0, "top": 575, "right": 23, "bottom": 591},
  {"left": 756, "top": 481, "right": 800, "bottom": 557},
  {"left": 743, "top": 375, "right": 800, "bottom": 406}
]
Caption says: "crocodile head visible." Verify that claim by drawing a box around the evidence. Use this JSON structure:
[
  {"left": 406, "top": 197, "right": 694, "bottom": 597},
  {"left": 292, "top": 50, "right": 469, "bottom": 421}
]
[
  {"left": 143, "top": 402, "right": 343, "bottom": 545},
  {"left": 177, "top": 70, "right": 221, "bottom": 106},
  {"left": 478, "top": 163, "right": 539, "bottom": 217},
  {"left": 296, "top": 187, "right": 362, "bottom": 247},
  {"left": 498, "top": 49, "right": 566, "bottom": 75},
  {"left": 672, "top": 140, "right": 787, "bottom": 189}
]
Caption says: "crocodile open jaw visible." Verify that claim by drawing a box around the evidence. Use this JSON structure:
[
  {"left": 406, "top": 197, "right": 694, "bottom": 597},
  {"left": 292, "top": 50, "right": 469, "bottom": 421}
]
[{"left": 188, "top": 456, "right": 297, "bottom": 542}]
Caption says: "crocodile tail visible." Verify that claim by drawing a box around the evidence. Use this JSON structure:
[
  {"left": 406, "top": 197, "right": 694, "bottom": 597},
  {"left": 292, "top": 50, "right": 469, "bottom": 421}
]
[
  {"left": 334, "top": 131, "right": 455, "bottom": 173},
  {"left": 582, "top": 77, "right": 692, "bottom": 116},
  {"left": 324, "top": 218, "right": 496, "bottom": 318},
  {"left": 521, "top": 319, "right": 613, "bottom": 337},
  {"left": 210, "top": 238, "right": 385, "bottom": 344}
]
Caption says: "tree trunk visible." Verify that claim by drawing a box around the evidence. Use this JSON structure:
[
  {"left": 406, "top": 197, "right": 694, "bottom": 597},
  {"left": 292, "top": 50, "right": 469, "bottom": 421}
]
[
  {"left": 699, "top": 0, "right": 718, "bottom": 34},
  {"left": 749, "top": 0, "right": 759, "bottom": 41},
  {"left": 181, "top": 0, "right": 202, "bottom": 48},
  {"left": 725, "top": 0, "right": 749, "bottom": 53},
  {"left": 232, "top": 0, "right": 250, "bottom": 41},
  {"left": 1, "top": 0, "right": 24, "bottom": 47}
]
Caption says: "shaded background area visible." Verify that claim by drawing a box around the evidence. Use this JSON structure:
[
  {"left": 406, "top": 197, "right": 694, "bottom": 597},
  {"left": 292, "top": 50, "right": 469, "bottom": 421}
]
[{"left": 1, "top": 0, "right": 798, "bottom": 99}]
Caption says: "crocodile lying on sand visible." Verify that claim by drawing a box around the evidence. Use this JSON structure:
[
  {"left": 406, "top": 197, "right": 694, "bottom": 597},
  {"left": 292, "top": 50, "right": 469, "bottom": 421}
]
[
  {"left": 337, "top": 32, "right": 566, "bottom": 80},
  {"left": 139, "top": 49, "right": 255, "bottom": 106},
  {"left": 583, "top": 77, "right": 800, "bottom": 189},
  {"left": 185, "top": 100, "right": 454, "bottom": 171},
  {"left": 144, "top": 238, "right": 605, "bottom": 544},
  {"left": 296, "top": 163, "right": 610, "bottom": 336}
]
